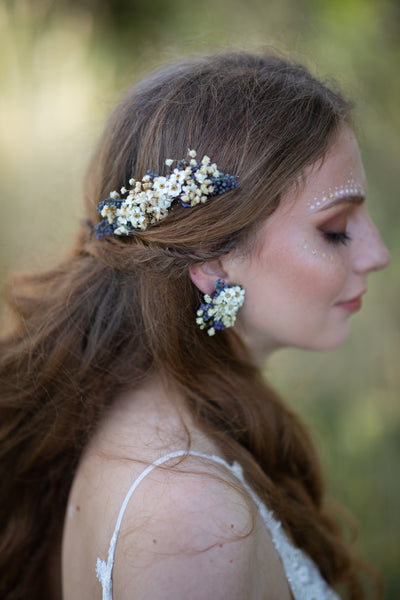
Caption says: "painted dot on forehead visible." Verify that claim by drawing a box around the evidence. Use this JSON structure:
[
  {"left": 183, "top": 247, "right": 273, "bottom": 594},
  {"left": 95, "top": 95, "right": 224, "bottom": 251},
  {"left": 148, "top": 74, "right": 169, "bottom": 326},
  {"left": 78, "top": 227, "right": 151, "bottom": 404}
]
[{"left": 307, "top": 172, "right": 365, "bottom": 212}]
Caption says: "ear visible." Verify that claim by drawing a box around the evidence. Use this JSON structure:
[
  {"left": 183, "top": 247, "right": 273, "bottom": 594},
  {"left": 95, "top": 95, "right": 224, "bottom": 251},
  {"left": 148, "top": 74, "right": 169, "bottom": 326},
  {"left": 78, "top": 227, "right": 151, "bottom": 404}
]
[{"left": 189, "top": 259, "right": 228, "bottom": 295}]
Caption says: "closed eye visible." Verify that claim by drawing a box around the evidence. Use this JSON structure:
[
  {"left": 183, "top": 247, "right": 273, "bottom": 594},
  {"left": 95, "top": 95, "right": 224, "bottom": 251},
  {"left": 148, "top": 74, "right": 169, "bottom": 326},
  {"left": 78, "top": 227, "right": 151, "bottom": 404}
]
[{"left": 321, "top": 230, "right": 352, "bottom": 245}]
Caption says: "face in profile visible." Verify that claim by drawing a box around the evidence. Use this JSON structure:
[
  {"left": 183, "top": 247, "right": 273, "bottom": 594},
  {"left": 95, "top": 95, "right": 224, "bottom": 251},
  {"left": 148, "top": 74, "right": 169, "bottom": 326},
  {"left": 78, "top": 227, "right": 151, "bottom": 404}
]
[{"left": 221, "top": 127, "right": 390, "bottom": 355}]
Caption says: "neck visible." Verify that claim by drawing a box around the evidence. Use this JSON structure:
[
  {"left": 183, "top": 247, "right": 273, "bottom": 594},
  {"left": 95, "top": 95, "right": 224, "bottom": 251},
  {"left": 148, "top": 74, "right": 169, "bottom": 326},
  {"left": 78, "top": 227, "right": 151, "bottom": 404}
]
[{"left": 236, "top": 328, "right": 281, "bottom": 366}]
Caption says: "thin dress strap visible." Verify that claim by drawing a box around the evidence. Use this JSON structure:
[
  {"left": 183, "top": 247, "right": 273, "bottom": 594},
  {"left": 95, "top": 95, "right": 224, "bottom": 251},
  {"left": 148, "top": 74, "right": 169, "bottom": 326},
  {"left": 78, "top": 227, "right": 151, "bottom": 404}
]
[{"left": 96, "top": 450, "right": 340, "bottom": 600}]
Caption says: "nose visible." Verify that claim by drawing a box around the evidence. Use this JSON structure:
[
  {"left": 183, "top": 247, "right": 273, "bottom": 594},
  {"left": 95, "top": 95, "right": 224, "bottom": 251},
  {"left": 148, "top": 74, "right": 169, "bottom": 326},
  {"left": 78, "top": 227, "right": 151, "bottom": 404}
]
[{"left": 353, "top": 218, "right": 391, "bottom": 275}]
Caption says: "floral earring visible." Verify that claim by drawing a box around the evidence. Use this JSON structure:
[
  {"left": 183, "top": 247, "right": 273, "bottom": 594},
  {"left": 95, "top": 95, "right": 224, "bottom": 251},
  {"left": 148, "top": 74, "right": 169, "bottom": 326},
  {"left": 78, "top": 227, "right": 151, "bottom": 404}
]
[{"left": 196, "top": 279, "right": 245, "bottom": 336}]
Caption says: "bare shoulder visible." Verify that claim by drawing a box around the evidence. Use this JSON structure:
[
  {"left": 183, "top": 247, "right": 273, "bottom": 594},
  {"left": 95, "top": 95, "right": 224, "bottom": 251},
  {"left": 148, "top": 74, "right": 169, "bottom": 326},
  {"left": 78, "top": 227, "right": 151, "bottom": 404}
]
[
  {"left": 62, "top": 387, "right": 292, "bottom": 599},
  {"left": 111, "top": 455, "right": 292, "bottom": 599}
]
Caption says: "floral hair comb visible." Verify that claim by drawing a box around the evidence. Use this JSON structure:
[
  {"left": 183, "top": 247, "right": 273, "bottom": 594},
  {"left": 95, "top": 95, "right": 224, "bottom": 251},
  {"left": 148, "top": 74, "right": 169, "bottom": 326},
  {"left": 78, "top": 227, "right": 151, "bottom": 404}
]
[{"left": 94, "top": 150, "right": 238, "bottom": 238}]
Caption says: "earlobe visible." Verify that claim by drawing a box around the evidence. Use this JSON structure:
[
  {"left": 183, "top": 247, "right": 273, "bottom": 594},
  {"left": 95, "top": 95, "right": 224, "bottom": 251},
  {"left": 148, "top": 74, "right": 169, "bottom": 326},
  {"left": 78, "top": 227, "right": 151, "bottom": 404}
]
[{"left": 189, "top": 260, "right": 228, "bottom": 295}]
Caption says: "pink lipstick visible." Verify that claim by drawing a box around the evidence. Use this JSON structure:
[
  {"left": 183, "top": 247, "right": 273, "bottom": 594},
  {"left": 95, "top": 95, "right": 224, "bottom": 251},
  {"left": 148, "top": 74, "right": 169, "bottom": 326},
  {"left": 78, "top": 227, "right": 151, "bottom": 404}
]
[{"left": 335, "top": 295, "right": 362, "bottom": 312}]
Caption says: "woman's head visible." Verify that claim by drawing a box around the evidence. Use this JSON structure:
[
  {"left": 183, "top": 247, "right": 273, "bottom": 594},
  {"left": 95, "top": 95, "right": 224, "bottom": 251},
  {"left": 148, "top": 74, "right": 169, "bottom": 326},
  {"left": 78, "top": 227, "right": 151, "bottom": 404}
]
[
  {"left": 83, "top": 52, "right": 388, "bottom": 360},
  {"left": 82, "top": 52, "right": 367, "bottom": 361}
]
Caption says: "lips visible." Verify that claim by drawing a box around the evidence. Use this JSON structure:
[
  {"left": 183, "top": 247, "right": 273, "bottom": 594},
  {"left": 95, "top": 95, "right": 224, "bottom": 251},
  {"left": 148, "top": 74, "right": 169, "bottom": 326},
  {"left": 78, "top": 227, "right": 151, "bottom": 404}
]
[{"left": 335, "top": 291, "right": 365, "bottom": 312}]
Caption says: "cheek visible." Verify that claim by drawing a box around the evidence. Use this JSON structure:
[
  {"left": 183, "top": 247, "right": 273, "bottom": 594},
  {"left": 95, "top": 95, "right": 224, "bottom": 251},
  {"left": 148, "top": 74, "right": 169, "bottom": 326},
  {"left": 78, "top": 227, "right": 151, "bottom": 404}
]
[
  {"left": 297, "top": 242, "right": 349, "bottom": 302},
  {"left": 264, "top": 237, "right": 349, "bottom": 307}
]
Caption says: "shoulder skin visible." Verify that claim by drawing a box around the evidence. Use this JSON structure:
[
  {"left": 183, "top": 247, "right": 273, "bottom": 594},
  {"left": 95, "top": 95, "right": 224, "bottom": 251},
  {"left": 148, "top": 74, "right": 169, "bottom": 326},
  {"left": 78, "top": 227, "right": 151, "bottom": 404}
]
[
  {"left": 111, "top": 458, "right": 293, "bottom": 600},
  {"left": 62, "top": 384, "right": 292, "bottom": 599}
]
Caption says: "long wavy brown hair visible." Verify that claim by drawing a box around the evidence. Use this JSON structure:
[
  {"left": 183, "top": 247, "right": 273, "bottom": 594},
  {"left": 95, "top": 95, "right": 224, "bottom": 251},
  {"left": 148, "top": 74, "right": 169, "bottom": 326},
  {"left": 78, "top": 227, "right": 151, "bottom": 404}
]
[{"left": 0, "top": 52, "right": 379, "bottom": 599}]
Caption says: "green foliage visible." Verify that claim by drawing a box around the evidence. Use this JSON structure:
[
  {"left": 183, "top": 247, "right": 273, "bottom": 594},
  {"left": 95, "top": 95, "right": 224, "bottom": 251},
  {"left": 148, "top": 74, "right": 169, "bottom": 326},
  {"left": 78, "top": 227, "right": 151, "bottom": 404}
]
[{"left": 1, "top": 0, "right": 399, "bottom": 596}]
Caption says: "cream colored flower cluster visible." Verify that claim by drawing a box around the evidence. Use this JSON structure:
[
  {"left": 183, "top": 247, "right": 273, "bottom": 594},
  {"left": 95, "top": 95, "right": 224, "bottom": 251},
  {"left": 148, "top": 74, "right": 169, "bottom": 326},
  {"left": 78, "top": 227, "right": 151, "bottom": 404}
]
[
  {"left": 196, "top": 279, "right": 245, "bottom": 336},
  {"left": 94, "top": 150, "right": 238, "bottom": 238}
]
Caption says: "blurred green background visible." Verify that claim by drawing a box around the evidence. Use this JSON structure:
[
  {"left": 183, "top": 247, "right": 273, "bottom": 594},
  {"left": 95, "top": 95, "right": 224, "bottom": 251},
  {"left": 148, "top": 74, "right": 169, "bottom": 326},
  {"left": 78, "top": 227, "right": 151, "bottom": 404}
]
[{"left": 0, "top": 0, "right": 399, "bottom": 596}]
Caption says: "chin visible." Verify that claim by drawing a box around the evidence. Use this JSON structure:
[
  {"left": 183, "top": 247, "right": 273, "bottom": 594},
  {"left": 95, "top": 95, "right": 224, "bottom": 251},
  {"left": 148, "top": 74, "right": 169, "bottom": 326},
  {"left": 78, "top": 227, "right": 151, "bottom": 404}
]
[{"left": 299, "top": 327, "right": 351, "bottom": 352}]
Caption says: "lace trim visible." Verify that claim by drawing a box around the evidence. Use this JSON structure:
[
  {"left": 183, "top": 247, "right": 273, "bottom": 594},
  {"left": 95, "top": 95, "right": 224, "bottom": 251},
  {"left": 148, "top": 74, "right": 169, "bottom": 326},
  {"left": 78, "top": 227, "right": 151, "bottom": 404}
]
[{"left": 96, "top": 450, "right": 340, "bottom": 600}]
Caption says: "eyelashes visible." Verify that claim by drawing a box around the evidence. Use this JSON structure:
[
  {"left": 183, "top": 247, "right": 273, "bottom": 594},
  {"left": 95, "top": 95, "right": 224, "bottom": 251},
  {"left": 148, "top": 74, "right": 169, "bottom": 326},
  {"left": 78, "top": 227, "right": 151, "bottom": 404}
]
[{"left": 321, "top": 229, "right": 352, "bottom": 246}]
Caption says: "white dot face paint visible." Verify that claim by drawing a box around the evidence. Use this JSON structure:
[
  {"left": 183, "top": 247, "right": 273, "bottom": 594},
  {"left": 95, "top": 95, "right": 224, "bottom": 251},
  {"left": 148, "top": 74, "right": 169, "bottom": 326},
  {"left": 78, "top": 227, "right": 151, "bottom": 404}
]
[
  {"left": 219, "top": 128, "right": 390, "bottom": 356},
  {"left": 307, "top": 172, "right": 365, "bottom": 212},
  {"left": 302, "top": 243, "right": 335, "bottom": 261}
]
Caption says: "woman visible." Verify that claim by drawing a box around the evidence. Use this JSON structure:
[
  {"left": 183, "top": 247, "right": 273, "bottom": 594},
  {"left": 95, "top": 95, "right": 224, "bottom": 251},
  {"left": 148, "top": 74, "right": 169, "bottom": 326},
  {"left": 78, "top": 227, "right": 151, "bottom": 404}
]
[{"left": 0, "top": 52, "right": 390, "bottom": 599}]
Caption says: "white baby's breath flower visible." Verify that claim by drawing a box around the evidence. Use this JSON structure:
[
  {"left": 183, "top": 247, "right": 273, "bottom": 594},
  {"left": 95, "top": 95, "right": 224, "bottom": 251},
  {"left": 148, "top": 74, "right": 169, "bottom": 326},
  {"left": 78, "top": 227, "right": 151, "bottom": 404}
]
[
  {"left": 132, "top": 214, "right": 147, "bottom": 228},
  {"left": 183, "top": 181, "right": 198, "bottom": 193},
  {"left": 153, "top": 176, "right": 168, "bottom": 192},
  {"left": 173, "top": 169, "right": 187, "bottom": 183},
  {"left": 116, "top": 205, "right": 131, "bottom": 224},
  {"left": 165, "top": 158, "right": 174, "bottom": 166},
  {"left": 200, "top": 183, "right": 211, "bottom": 194},
  {"left": 147, "top": 193, "right": 159, "bottom": 205},
  {"left": 168, "top": 181, "right": 182, "bottom": 197},
  {"left": 208, "top": 166, "right": 220, "bottom": 178},
  {"left": 158, "top": 197, "right": 172, "bottom": 210},
  {"left": 101, "top": 205, "right": 117, "bottom": 223},
  {"left": 189, "top": 149, "right": 197, "bottom": 158},
  {"left": 152, "top": 204, "right": 163, "bottom": 216},
  {"left": 114, "top": 225, "right": 129, "bottom": 235},
  {"left": 110, "top": 191, "right": 119, "bottom": 199},
  {"left": 195, "top": 171, "right": 207, "bottom": 184}
]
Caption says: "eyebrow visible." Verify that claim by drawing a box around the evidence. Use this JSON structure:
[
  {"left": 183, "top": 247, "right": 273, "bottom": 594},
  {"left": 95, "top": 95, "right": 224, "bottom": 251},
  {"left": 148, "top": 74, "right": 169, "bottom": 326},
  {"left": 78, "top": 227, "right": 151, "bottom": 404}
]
[{"left": 316, "top": 194, "right": 365, "bottom": 212}]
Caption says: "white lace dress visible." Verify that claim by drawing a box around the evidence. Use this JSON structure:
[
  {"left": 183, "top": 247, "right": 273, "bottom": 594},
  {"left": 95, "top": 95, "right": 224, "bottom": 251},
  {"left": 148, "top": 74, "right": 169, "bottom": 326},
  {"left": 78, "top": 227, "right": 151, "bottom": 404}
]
[{"left": 96, "top": 450, "right": 340, "bottom": 600}]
